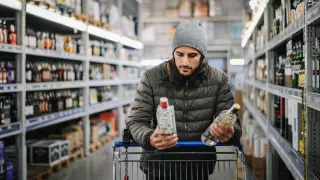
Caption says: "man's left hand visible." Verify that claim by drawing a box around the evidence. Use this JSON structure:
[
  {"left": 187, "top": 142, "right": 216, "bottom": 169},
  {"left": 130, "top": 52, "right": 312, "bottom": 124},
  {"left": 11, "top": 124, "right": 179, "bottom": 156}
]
[{"left": 210, "top": 123, "right": 234, "bottom": 143}]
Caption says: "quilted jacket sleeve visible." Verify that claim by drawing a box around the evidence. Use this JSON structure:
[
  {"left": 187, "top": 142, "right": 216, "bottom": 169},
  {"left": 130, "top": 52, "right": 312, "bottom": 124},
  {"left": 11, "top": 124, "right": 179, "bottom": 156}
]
[
  {"left": 215, "top": 72, "right": 242, "bottom": 146},
  {"left": 126, "top": 72, "right": 155, "bottom": 150}
]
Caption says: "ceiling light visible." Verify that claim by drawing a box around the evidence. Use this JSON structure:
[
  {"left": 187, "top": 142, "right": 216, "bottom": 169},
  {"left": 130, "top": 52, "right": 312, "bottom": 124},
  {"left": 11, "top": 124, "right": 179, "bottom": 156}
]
[{"left": 230, "top": 59, "right": 245, "bottom": 66}]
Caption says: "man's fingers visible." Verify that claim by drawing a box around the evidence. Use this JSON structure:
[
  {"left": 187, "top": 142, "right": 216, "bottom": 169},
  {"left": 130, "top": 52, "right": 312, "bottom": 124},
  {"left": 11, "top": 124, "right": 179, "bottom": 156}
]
[{"left": 154, "top": 137, "right": 178, "bottom": 150}]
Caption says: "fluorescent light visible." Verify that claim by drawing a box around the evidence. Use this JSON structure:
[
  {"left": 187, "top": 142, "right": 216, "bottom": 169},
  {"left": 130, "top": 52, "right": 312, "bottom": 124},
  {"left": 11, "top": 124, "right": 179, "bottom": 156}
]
[
  {"left": 230, "top": 59, "right": 245, "bottom": 66},
  {"left": 121, "top": 36, "right": 144, "bottom": 50},
  {"left": 88, "top": 25, "right": 120, "bottom": 42},
  {"left": 26, "top": 4, "right": 87, "bottom": 31},
  {"left": 140, "top": 59, "right": 165, "bottom": 66},
  {"left": 0, "top": 0, "right": 22, "bottom": 10}
]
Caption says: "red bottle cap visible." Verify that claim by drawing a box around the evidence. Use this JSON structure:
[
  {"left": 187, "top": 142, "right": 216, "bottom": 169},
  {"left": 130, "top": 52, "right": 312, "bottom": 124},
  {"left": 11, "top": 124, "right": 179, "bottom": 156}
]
[{"left": 160, "top": 97, "right": 168, "bottom": 109}]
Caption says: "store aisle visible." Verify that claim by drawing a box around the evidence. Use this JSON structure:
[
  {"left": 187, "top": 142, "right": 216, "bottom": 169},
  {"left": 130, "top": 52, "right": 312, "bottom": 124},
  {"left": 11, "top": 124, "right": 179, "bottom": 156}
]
[{"left": 48, "top": 141, "right": 236, "bottom": 180}]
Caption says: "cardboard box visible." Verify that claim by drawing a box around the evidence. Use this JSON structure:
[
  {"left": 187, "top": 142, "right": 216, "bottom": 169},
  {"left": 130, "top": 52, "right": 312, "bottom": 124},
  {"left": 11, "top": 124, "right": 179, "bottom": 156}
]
[
  {"left": 58, "top": 140, "right": 70, "bottom": 161},
  {"left": 5, "top": 162, "right": 14, "bottom": 180},
  {"left": 49, "top": 133, "right": 74, "bottom": 154},
  {"left": 30, "top": 140, "right": 61, "bottom": 166},
  {"left": 252, "top": 157, "right": 266, "bottom": 169}
]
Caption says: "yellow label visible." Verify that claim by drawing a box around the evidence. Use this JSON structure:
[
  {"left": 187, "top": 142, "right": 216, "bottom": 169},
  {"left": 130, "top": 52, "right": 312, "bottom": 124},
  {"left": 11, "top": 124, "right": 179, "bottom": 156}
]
[{"left": 298, "top": 73, "right": 305, "bottom": 88}]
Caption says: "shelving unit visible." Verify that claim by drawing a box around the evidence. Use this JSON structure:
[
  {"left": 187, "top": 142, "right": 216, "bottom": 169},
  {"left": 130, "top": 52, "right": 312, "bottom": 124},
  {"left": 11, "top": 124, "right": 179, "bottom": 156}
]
[
  {"left": 242, "top": 1, "right": 320, "bottom": 180},
  {"left": 0, "top": 0, "right": 143, "bottom": 179}
]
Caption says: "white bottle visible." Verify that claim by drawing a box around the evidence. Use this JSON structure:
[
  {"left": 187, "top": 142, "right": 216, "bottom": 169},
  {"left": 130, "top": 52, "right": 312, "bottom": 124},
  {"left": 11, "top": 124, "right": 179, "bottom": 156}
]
[{"left": 156, "top": 97, "right": 177, "bottom": 134}]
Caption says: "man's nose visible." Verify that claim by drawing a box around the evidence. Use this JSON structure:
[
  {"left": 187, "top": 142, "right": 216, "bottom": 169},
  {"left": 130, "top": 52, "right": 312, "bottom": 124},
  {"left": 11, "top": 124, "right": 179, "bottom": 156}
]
[{"left": 182, "top": 56, "right": 189, "bottom": 65}]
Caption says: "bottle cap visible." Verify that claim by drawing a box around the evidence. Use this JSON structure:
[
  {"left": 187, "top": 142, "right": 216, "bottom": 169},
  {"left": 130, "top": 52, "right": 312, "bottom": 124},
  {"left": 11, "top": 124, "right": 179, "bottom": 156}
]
[{"left": 160, "top": 97, "right": 169, "bottom": 109}]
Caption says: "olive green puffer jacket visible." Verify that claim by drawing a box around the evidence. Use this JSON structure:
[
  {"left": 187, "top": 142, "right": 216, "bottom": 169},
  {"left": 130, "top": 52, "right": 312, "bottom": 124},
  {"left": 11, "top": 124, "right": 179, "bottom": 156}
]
[{"left": 126, "top": 59, "right": 242, "bottom": 173}]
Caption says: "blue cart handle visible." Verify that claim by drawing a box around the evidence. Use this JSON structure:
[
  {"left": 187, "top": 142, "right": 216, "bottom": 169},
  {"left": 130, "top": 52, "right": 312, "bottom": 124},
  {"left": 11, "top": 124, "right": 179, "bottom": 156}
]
[{"left": 113, "top": 141, "right": 225, "bottom": 148}]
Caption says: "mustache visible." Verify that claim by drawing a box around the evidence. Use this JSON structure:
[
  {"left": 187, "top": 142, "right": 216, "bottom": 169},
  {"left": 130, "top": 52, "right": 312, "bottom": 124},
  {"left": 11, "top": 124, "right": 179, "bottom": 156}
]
[{"left": 179, "top": 66, "right": 192, "bottom": 69}]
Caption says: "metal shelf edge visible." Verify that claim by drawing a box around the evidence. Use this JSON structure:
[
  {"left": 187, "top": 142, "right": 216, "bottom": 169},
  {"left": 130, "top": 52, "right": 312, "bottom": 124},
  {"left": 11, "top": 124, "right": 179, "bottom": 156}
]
[
  {"left": 142, "top": 16, "right": 242, "bottom": 23},
  {"left": 87, "top": 100, "right": 121, "bottom": 114},
  {"left": 0, "top": 0, "right": 22, "bottom": 10},
  {"left": 120, "top": 36, "right": 144, "bottom": 50},
  {"left": 88, "top": 80, "right": 122, "bottom": 87},
  {"left": 306, "top": 2, "right": 320, "bottom": 25},
  {"left": 89, "top": 56, "right": 119, "bottom": 65},
  {"left": 26, "top": 81, "right": 86, "bottom": 91},
  {"left": 0, "top": 123, "right": 21, "bottom": 139},
  {"left": 306, "top": 92, "right": 320, "bottom": 111},
  {"left": 26, "top": 108, "right": 86, "bottom": 131},
  {"left": 267, "top": 16, "right": 304, "bottom": 50},
  {"left": 0, "top": 84, "right": 23, "bottom": 92},
  {"left": 0, "top": 44, "right": 23, "bottom": 54},
  {"left": 26, "top": 48, "right": 86, "bottom": 61},
  {"left": 87, "top": 25, "right": 120, "bottom": 43}
]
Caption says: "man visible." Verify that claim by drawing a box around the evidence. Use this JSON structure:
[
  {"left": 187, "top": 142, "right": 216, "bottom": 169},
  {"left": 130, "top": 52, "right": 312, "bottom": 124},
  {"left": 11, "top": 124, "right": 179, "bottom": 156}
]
[{"left": 127, "top": 20, "right": 242, "bottom": 180}]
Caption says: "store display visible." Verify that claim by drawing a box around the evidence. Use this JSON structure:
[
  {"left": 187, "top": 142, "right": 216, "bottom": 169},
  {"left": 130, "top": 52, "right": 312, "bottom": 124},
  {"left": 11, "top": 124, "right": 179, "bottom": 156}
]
[
  {"left": 26, "top": 61, "right": 83, "bottom": 83},
  {"left": 25, "top": 89, "right": 84, "bottom": 119},
  {"left": 0, "top": 94, "right": 17, "bottom": 126},
  {"left": 25, "top": 28, "right": 84, "bottom": 54},
  {"left": 0, "top": 61, "right": 15, "bottom": 84},
  {"left": 89, "top": 63, "right": 117, "bottom": 81},
  {"left": 193, "top": 0, "right": 209, "bottom": 17},
  {"left": 89, "top": 86, "right": 116, "bottom": 105},
  {"left": 0, "top": 141, "right": 15, "bottom": 180},
  {"left": 256, "top": 25, "right": 266, "bottom": 52},
  {"left": 122, "top": 67, "right": 140, "bottom": 80},
  {"left": 89, "top": 40, "right": 116, "bottom": 58},
  {"left": 257, "top": 90, "right": 267, "bottom": 115},
  {"left": 122, "top": 85, "right": 138, "bottom": 98},
  {"left": 120, "top": 48, "right": 140, "bottom": 62},
  {"left": 179, "top": 0, "right": 192, "bottom": 17}
]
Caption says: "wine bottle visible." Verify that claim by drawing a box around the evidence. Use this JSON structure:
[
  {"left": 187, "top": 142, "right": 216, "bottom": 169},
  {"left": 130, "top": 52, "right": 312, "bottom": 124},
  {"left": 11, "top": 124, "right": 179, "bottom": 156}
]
[{"left": 201, "top": 103, "right": 240, "bottom": 146}]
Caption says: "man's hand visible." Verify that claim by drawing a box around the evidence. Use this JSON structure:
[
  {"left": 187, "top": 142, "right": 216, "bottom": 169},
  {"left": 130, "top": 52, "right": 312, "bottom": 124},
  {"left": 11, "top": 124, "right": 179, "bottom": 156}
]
[
  {"left": 210, "top": 123, "right": 234, "bottom": 143},
  {"left": 150, "top": 128, "right": 178, "bottom": 150}
]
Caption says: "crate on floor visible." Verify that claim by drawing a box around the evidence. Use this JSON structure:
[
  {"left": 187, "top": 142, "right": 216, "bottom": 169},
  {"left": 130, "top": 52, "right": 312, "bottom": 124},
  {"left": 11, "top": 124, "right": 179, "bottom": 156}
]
[
  {"left": 69, "top": 148, "right": 84, "bottom": 162},
  {"left": 27, "top": 166, "right": 52, "bottom": 180},
  {"left": 49, "top": 158, "right": 70, "bottom": 172},
  {"left": 90, "top": 141, "right": 102, "bottom": 152}
]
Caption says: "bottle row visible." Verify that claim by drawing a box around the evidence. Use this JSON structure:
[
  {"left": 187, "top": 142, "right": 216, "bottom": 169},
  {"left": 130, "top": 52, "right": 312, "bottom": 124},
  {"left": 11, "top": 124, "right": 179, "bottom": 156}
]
[
  {"left": 88, "top": 40, "right": 116, "bottom": 58},
  {"left": 89, "top": 86, "right": 116, "bottom": 105},
  {"left": 276, "top": 40, "right": 305, "bottom": 89},
  {"left": 312, "top": 37, "right": 320, "bottom": 93},
  {"left": 0, "top": 94, "right": 17, "bottom": 126},
  {"left": 0, "top": 61, "right": 15, "bottom": 85},
  {"left": 89, "top": 63, "right": 117, "bottom": 81},
  {"left": 0, "top": 141, "right": 14, "bottom": 180},
  {"left": 0, "top": 20, "right": 17, "bottom": 45},
  {"left": 26, "top": 61, "right": 84, "bottom": 83},
  {"left": 25, "top": 89, "right": 84, "bottom": 119},
  {"left": 25, "top": 28, "right": 84, "bottom": 54},
  {"left": 270, "top": 0, "right": 304, "bottom": 39}
]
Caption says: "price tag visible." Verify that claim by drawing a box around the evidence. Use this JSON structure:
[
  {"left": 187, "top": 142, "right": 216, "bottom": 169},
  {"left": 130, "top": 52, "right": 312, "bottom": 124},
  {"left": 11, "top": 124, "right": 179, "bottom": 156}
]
[
  {"left": 59, "top": 112, "right": 64, "bottom": 116},
  {"left": 69, "top": 110, "right": 72, "bottom": 114},
  {"left": 44, "top": 116, "right": 49, "bottom": 121}
]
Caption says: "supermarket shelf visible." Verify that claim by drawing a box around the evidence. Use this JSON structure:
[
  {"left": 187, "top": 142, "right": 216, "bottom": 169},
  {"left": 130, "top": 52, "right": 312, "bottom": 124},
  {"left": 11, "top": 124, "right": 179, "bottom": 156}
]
[
  {"left": 244, "top": 80, "right": 302, "bottom": 103},
  {"left": 307, "top": 92, "right": 320, "bottom": 111},
  {"left": 0, "top": 0, "right": 22, "bottom": 10},
  {"left": 26, "top": 81, "right": 86, "bottom": 91},
  {"left": 142, "top": 16, "right": 242, "bottom": 23},
  {"left": 241, "top": 0, "right": 269, "bottom": 47},
  {"left": 88, "top": 80, "right": 122, "bottom": 87},
  {"left": 26, "top": 4, "right": 87, "bottom": 31},
  {"left": 307, "top": 1, "right": 320, "bottom": 25},
  {"left": 0, "top": 123, "right": 21, "bottom": 139},
  {"left": 268, "top": 84, "right": 302, "bottom": 103},
  {"left": 254, "top": 49, "right": 266, "bottom": 59},
  {"left": 26, "top": 48, "right": 86, "bottom": 61},
  {"left": 242, "top": 97, "right": 268, "bottom": 135},
  {"left": 87, "top": 25, "right": 120, "bottom": 43},
  {"left": 89, "top": 56, "right": 119, "bottom": 65},
  {"left": 0, "top": 84, "right": 23, "bottom": 92},
  {"left": 243, "top": 97, "right": 304, "bottom": 180},
  {"left": 120, "top": 36, "right": 144, "bottom": 50},
  {"left": 122, "top": 79, "right": 140, "bottom": 85},
  {"left": 26, "top": 107, "right": 86, "bottom": 131},
  {"left": 268, "top": 124, "right": 304, "bottom": 180},
  {"left": 0, "top": 44, "right": 23, "bottom": 54},
  {"left": 267, "top": 16, "right": 304, "bottom": 50},
  {"left": 87, "top": 100, "right": 122, "bottom": 114},
  {"left": 120, "top": 60, "right": 141, "bottom": 67}
]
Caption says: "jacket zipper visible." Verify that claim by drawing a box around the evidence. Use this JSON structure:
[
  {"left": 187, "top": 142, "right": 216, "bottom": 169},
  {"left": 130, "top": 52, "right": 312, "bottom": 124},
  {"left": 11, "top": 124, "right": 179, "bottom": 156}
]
[{"left": 184, "top": 80, "right": 188, "bottom": 129}]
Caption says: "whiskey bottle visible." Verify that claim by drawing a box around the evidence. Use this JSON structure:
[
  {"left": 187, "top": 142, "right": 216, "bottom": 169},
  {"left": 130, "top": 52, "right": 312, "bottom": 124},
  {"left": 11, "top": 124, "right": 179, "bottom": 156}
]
[
  {"left": 2, "top": 62, "right": 7, "bottom": 84},
  {"left": 3, "top": 21, "right": 8, "bottom": 44},
  {"left": 0, "top": 20, "right": 3, "bottom": 43}
]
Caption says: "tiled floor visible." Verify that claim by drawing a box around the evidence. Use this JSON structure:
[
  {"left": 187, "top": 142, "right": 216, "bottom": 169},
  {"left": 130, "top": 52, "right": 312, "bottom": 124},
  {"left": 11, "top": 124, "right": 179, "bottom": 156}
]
[{"left": 49, "top": 143, "right": 239, "bottom": 180}]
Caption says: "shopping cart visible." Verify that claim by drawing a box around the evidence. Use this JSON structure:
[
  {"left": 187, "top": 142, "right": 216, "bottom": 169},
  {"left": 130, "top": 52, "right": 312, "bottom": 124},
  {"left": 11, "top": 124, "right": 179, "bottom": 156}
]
[{"left": 113, "top": 131, "right": 256, "bottom": 180}]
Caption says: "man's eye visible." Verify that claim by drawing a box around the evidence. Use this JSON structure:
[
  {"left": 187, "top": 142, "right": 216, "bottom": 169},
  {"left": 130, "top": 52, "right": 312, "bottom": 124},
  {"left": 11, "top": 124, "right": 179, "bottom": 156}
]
[
  {"left": 177, "top": 53, "right": 183, "bottom": 57},
  {"left": 189, "top": 54, "right": 197, "bottom": 58}
]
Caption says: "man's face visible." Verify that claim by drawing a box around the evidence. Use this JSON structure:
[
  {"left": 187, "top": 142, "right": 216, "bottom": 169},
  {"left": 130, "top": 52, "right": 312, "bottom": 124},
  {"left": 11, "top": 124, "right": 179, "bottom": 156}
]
[{"left": 174, "top": 46, "right": 201, "bottom": 76}]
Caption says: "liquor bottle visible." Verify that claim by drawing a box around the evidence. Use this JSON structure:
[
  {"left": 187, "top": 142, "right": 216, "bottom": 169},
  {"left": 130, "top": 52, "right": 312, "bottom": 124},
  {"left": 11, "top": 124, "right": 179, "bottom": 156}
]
[
  {"left": 3, "top": 21, "right": 8, "bottom": 44},
  {"left": 43, "top": 33, "right": 48, "bottom": 49},
  {"left": 51, "top": 34, "right": 56, "bottom": 50},
  {"left": 2, "top": 62, "right": 7, "bottom": 84},
  {"left": 7, "top": 62, "right": 14, "bottom": 84},
  {"left": 0, "top": 20, "right": 3, "bottom": 43},
  {"left": 9, "top": 24, "right": 16, "bottom": 45},
  {"left": 274, "top": 96, "right": 281, "bottom": 129},
  {"left": 280, "top": 97, "right": 286, "bottom": 137}
]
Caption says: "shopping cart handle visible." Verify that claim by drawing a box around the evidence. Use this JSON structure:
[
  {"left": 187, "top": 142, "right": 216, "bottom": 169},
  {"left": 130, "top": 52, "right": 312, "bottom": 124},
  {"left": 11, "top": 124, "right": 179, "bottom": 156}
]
[{"left": 113, "top": 141, "right": 224, "bottom": 148}]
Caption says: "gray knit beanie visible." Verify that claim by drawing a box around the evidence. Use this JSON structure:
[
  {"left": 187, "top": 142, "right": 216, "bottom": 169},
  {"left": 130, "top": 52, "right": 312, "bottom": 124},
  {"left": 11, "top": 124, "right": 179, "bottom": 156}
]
[{"left": 172, "top": 20, "right": 207, "bottom": 57}]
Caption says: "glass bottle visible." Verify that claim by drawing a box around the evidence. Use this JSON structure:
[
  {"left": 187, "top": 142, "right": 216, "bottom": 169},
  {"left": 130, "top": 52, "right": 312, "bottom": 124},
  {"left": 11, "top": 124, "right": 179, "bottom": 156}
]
[
  {"left": 3, "top": 21, "right": 8, "bottom": 44},
  {"left": 9, "top": 24, "right": 17, "bottom": 45},
  {"left": 201, "top": 103, "right": 240, "bottom": 146},
  {"left": 0, "top": 20, "right": 4, "bottom": 43}
]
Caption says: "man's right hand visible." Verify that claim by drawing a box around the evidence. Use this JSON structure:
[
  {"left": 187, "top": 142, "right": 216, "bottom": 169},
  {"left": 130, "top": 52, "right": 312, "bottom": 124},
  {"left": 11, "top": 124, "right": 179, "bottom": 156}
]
[{"left": 150, "top": 128, "right": 178, "bottom": 150}]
